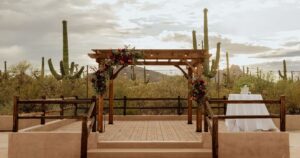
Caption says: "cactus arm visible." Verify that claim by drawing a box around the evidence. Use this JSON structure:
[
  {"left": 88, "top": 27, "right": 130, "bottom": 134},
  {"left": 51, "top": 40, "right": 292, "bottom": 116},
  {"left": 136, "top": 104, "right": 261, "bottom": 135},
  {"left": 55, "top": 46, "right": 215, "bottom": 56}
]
[
  {"left": 206, "top": 42, "right": 221, "bottom": 78},
  {"left": 48, "top": 59, "right": 63, "bottom": 80},
  {"left": 69, "top": 66, "right": 84, "bottom": 79},
  {"left": 70, "top": 62, "right": 75, "bottom": 75},
  {"left": 60, "top": 60, "right": 66, "bottom": 77},
  {"left": 210, "top": 59, "right": 215, "bottom": 71}
]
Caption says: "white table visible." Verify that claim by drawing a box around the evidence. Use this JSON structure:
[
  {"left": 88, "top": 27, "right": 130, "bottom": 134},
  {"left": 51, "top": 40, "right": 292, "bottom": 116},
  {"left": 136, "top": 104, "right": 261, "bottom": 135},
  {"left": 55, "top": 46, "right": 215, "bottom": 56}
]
[{"left": 225, "top": 94, "right": 278, "bottom": 132}]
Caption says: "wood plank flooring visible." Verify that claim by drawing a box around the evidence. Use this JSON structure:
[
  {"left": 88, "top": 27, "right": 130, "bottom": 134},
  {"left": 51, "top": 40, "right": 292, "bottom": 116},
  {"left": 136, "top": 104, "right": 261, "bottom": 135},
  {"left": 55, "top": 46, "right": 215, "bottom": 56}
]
[{"left": 98, "top": 121, "right": 202, "bottom": 142}]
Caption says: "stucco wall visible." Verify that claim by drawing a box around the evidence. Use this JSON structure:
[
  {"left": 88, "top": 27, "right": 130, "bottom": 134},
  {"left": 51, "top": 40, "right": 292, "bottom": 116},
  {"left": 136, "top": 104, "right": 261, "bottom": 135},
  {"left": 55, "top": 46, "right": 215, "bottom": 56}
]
[
  {"left": 273, "top": 115, "right": 300, "bottom": 131},
  {"left": 0, "top": 116, "right": 56, "bottom": 131},
  {"left": 8, "top": 132, "right": 97, "bottom": 158},
  {"left": 203, "top": 132, "right": 289, "bottom": 158}
]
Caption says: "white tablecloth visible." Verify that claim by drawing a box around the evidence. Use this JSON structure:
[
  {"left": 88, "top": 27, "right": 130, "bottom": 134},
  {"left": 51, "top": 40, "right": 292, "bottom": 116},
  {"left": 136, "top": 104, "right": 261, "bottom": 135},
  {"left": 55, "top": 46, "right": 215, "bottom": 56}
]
[{"left": 225, "top": 94, "right": 278, "bottom": 132}]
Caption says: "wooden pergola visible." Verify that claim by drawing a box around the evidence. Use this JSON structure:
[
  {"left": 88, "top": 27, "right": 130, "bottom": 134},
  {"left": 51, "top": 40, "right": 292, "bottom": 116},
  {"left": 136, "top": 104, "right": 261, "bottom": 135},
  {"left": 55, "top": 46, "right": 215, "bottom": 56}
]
[{"left": 88, "top": 49, "right": 209, "bottom": 132}]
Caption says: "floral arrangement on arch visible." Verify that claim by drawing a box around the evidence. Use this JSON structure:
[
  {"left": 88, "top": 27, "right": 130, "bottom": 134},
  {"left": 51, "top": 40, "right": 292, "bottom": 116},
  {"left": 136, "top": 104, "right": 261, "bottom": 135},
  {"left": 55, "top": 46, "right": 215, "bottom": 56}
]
[
  {"left": 91, "top": 46, "right": 143, "bottom": 95},
  {"left": 191, "top": 78, "right": 206, "bottom": 103}
]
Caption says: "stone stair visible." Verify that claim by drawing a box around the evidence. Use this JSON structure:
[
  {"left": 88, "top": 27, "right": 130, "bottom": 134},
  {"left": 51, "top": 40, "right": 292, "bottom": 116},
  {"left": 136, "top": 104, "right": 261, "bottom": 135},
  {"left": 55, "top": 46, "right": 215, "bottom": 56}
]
[{"left": 88, "top": 141, "right": 212, "bottom": 158}]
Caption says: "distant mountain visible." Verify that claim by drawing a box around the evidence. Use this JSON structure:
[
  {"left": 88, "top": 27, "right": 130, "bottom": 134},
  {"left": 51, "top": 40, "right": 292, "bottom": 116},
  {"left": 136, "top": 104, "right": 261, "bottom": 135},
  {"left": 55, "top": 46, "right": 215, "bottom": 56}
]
[
  {"left": 213, "top": 65, "right": 243, "bottom": 83},
  {"left": 117, "top": 66, "right": 166, "bottom": 82}
]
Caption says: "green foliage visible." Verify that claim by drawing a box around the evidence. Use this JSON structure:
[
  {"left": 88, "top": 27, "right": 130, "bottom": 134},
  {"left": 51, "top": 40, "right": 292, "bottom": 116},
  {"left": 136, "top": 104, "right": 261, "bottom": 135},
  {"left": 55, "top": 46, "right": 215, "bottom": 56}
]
[
  {"left": 48, "top": 20, "right": 84, "bottom": 80},
  {"left": 1, "top": 60, "right": 300, "bottom": 115}
]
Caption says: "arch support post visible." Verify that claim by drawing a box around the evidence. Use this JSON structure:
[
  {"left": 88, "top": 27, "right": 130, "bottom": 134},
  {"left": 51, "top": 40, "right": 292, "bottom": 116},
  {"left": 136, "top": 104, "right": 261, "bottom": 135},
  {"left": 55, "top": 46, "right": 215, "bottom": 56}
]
[
  {"left": 98, "top": 95, "right": 104, "bottom": 132},
  {"left": 187, "top": 68, "right": 193, "bottom": 124},
  {"left": 108, "top": 79, "right": 114, "bottom": 124}
]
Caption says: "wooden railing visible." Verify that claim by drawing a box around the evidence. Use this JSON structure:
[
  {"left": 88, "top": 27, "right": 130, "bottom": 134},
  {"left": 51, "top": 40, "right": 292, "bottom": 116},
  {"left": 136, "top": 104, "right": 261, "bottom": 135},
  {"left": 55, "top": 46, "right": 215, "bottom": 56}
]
[
  {"left": 203, "top": 96, "right": 286, "bottom": 158},
  {"left": 103, "top": 96, "right": 186, "bottom": 115},
  {"left": 12, "top": 96, "right": 97, "bottom": 158}
]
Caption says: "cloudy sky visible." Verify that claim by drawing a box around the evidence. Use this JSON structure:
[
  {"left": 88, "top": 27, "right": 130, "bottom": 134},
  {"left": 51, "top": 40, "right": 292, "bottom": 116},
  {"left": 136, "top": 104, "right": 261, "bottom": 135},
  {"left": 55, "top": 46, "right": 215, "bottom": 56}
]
[{"left": 1, "top": 0, "right": 300, "bottom": 76}]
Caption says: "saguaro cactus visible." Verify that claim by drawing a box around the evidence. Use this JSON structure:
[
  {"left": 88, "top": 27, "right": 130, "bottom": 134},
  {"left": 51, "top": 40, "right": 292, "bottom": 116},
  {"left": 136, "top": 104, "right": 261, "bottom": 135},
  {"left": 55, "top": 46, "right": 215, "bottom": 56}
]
[
  {"left": 144, "top": 66, "right": 150, "bottom": 84},
  {"left": 278, "top": 60, "right": 287, "bottom": 80},
  {"left": 130, "top": 66, "right": 136, "bottom": 81},
  {"left": 202, "top": 8, "right": 220, "bottom": 78},
  {"left": 3, "top": 61, "right": 8, "bottom": 79},
  {"left": 256, "top": 67, "right": 262, "bottom": 79},
  {"left": 192, "top": 30, "right": 197, "bottom": 50},
  {"left": 226, "top": 51, "right": 230, "bottom": 84},
  {"left": 48, "top": 20, "right": 84, "bottom": 80},
  {"left": 247, "top": 67, "right": 250, "bottom": 75},
  {"left": 34, "top": 57, "right": 45, "bottom": 79}
]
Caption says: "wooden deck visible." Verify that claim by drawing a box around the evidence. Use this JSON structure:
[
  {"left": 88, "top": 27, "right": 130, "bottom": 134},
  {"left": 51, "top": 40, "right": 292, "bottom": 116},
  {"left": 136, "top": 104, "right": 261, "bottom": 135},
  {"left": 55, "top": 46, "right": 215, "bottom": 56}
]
[
  {"left": 53, "top": 120, "right": 207, "bottom": 141},
  {"left": 53, "top": 119, "right": 228, "bottom": 142},
  {"left": 98, "top": 121, "right": 202, "bottom": 142}
]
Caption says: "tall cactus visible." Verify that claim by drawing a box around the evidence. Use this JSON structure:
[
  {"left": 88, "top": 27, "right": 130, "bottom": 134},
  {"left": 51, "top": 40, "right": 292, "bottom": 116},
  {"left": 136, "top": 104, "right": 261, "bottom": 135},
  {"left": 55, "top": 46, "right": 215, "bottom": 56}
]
[
  {"left": 3, "top": 61, "right": 8, "bottom": 79},
  {"left": 247, "top": 67, "right": 249, "bottom": 75},
  {"left": 256, "top": 67, "right": 262, "bottom": 79},
  {"left": 34, "top": 57, "right": 45, "bottom": 79},
  {"left": 202, "top": 8, "right": 220, "bottom": 78},
  {"left": 278, "top": 60, "right": 287, "bottom": 80},
  {"left": 203, "top": 8, "right": 209, "bottom": 52},
  {"left": 48, "top": 20, "right": 84, "bottom": 80},
  {"left": 130, "top": 66, "right": 136, "bottom": 81},
  {"left": 226, "top": 51, "right": 230, "bottom": 85},
  {"left": 192, "top": 30, "right": 197, "bottom": 50},
  {"left": 144, "top": 66, "right": 150, "bottom": 84}
]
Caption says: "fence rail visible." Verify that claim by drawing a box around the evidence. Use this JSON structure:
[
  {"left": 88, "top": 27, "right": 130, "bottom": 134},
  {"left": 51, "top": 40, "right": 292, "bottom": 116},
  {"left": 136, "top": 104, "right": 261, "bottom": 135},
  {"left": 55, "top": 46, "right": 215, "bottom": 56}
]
[
  {"left": 12, "top": 96, "right": 97, "bottom": 158},
  {"left": 203, "top": 96, "right": 286, "bottom": 158}
]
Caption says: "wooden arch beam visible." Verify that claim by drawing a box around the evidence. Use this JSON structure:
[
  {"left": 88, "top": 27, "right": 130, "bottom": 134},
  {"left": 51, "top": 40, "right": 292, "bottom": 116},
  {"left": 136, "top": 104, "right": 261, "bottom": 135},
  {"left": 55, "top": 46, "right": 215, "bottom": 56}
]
[
  {"left": 174, "top": 65, "right": 189, "bottom": 79},
  {"left": 111, "top": 65, "right": 128, "bottom": 80}
]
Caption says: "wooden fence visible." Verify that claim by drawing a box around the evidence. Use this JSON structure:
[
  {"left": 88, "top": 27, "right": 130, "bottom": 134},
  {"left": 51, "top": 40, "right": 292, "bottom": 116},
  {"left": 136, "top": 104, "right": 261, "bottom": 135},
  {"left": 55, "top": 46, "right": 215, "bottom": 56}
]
[
  {"left": 203, "top": 96, "right": 286, "bottom": 158},
  {"left": 12, "top": 96, "right": 97, "bottom": 158}
]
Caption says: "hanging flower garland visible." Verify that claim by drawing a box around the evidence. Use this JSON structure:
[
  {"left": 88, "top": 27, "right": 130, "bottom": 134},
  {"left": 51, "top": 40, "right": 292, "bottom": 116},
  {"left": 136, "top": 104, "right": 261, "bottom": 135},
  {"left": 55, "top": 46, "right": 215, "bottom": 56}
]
[
  {"left": 191, "top": 78, "right": 207, "bottom": 103},
  {"left": 91, "top": 46, "right": 143, "bottom": 95}
]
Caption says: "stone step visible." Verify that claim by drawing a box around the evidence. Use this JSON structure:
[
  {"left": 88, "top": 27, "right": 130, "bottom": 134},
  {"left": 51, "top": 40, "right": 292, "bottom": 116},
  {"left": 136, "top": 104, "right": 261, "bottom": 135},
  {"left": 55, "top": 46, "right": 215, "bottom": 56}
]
[
  {"left": 97, "top": 141, "right": 203, "bottom": 149},
  {"left": 88, "top": 148, "right": 212, "bottom": 158}
]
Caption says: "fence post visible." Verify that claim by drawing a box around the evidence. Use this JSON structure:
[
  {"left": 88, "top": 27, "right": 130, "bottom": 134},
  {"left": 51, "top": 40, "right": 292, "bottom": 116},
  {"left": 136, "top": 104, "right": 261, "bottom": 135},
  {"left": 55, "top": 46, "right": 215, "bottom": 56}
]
[
  {"left": 123, "top": 96, "right": 127, "bottom": 116},
  {"left": 74, "top": 96, "right": 78, "bottom": 116},
  {"left": 212, "top": 116, "right": 219, "bottom": 158},
  {"left": 80, "top": 116, "right": 88, "bottom": 158},
  {"left": 60, "top": 95, "right": 64, "bottom": 119},
  {"left": 223, "top": 96, "right": 227, "bottom": 115},
  {"left": 280, "top": 95, "right": 286, "bottom": 132},
  {"left": 204, "top": 98, "right": 208, "bottom": 132},
  {"left": 41, "top": 96, "right": 46, "bottom": 125},
  {"left": 177, "top": 96, "right": 182, "bottom": 115},
  {"left": 13, "top": 96, "right": 19, "bottom": 132}
]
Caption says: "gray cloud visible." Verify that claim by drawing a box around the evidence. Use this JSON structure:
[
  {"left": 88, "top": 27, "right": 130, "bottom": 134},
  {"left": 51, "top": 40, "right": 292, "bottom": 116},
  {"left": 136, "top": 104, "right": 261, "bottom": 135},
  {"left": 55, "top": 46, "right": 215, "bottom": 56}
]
[
  {"left": 1, "top": 0, "right": 300, "bottom": 73},
  {"left": 158, "top": 31, "right": 271, "bottom": 54},
  {"left": 248, "top": 60, "right": 300, "bottom": 73},
  {"left": 283, "top": 41, "right": 300, "bottom": 47},
  {"left": 253, "top": 49, "right": 300, "bottom": 58}
]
